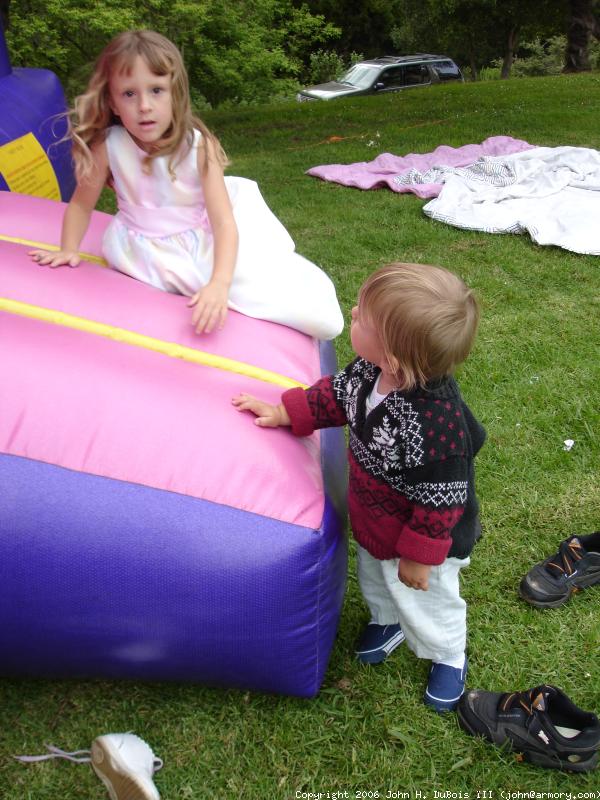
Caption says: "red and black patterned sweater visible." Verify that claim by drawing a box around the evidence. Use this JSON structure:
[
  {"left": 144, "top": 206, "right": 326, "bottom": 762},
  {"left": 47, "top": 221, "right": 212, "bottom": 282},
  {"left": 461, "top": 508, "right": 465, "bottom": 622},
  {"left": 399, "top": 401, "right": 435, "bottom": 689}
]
[{"left": 282, "top": 358, "right": 486, "bottom": 565}]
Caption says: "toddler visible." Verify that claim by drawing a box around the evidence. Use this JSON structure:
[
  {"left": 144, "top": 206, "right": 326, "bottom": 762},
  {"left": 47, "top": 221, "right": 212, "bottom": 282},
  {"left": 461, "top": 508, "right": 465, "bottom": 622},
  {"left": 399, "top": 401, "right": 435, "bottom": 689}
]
[{"left": 233, "top": 262, "right": 486, "bottom": 711}]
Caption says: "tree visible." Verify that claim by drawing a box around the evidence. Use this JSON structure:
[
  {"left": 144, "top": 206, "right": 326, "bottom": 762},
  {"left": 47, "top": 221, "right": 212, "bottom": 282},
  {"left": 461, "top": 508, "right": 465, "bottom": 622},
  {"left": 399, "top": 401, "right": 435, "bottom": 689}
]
[
  {"left": 300, "top": 0, "right": 404, "bottom": 58},
  {"left": 1, "top": 0, "right": 9, "bottom": 30},
  {"left": 5, "top": 0, "right": 340, "bottom": 105},
  {"left": 391, "top": 0, "right": 565, "bottom": 79},
  {"left": 563, "top": 0, "right": 600, "bottom": 71}
]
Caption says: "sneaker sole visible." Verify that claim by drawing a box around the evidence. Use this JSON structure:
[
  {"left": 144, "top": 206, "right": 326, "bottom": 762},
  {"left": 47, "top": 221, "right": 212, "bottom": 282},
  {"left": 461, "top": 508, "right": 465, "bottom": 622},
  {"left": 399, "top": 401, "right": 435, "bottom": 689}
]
[
  {"left": 518, "top": 585, "right": 573, "bottom": 609},
  {"left": 457, "top": 704, "right": 599, "bottom": 773},
  {"left": 91, "top": 738, "right": 160, "bottom": 800},
  {"left": 518, "top": 581, "right": 600, "bottom": 609},
  {"left": 424, "top": 689, "right": 464, "bottom": 713},
  {"left": 519, "top": 570, "right": 600, "bottom": 609}
]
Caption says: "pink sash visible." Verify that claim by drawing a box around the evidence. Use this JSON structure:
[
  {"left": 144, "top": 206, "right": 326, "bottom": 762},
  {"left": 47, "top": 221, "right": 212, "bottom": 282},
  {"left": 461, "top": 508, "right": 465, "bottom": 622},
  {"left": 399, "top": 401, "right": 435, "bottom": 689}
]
[{"left": 117, "top": 200, "right": 210, "bottom": 237}]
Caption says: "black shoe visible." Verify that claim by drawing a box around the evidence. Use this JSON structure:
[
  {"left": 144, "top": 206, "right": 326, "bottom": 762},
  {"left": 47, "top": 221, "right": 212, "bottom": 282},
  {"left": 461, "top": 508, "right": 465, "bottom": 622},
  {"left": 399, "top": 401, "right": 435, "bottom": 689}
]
[
  {"left": 458, "top": 685, "right": 600, "bottom": 772},
  {"left": 519, "top": 532, "right": 600, "bottom": 608}
]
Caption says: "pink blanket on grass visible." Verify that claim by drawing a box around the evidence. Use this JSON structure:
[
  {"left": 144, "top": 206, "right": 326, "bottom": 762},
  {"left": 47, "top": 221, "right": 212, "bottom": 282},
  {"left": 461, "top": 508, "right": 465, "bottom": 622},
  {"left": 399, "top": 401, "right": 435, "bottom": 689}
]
[{"left": 306, "top": 136, "right": 533, "bottom": 198}]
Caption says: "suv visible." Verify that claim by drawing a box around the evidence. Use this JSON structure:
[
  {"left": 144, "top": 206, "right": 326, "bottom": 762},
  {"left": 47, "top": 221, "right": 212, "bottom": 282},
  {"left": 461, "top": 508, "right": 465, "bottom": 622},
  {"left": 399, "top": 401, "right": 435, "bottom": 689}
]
[{"left": 297, "top": 54, "right": 463, "bottom": 102}]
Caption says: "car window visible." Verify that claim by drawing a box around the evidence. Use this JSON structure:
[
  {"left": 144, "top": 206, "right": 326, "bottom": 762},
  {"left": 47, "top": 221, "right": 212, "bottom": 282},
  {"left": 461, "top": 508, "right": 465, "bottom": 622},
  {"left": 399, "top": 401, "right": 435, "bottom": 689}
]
[
  {"left": 403, "top": 64, "right": 430, "bottom": 85},
  {"left": 378, "top": 66, "right": 405, "bottom": 88},
  {"left": 432, "top": 60, "right": 462, "bottom": 80},
  {"left": 338, "top": 64, "right": 380, "bottom": 89}
]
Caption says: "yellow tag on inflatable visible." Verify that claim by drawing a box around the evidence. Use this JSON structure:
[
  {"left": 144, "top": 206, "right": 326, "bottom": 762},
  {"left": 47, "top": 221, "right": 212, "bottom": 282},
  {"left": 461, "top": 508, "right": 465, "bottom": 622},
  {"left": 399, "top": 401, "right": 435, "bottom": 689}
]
[{"left": 0, "top": 132, "right": 61, "bottom": 200}]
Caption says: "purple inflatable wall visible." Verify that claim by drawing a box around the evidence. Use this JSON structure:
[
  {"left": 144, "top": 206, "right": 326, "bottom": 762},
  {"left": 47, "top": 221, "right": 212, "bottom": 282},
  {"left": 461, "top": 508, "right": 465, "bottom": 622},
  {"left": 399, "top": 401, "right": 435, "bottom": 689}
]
[
  {"left": 0, "top": 19, "right": 75, "bottom": 200},
  {"left": 0, "top": 193, "right": 348, "bottom": 697}
]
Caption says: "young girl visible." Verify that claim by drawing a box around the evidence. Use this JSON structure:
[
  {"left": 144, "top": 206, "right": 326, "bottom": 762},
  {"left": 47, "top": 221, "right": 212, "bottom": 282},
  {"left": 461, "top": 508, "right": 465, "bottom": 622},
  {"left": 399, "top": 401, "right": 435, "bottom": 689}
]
[
  {"left": 233, "top": 262, "right": 486, "bottom": 712},
  {"left": 30, "top": 30, "right": 343, "bottom": 340}
]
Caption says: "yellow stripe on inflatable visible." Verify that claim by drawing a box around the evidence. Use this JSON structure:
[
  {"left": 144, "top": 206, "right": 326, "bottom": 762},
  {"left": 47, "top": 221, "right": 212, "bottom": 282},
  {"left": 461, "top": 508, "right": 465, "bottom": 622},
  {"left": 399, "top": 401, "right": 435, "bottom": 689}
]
[
  {"left": 0, "top": 234, "right": 108, "bottom": 266},
  {"left": 0, "top": 296, "right": 308, "bottom": 390}
]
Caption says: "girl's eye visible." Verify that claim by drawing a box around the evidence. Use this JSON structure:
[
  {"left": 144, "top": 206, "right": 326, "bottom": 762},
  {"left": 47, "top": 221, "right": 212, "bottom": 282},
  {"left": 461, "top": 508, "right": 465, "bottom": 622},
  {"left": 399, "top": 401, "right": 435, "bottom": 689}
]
[
  {"left": 123, "top": 90, "right": 135, "bottom": 98},
  {"left": 152, "top": 87, "right": 163, "bottom": 95}
]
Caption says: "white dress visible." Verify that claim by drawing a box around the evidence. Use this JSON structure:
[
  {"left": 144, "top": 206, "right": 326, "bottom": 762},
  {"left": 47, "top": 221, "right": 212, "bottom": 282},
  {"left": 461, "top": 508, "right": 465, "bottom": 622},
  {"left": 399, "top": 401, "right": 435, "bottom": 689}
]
[{"left": 102, "top": 127, "right": 344, "bottom": 339}]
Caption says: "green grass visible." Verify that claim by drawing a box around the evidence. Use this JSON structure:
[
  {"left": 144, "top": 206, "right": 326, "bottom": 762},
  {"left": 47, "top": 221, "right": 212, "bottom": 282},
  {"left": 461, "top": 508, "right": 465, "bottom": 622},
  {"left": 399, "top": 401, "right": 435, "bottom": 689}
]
[{"left": 2, "top": 74, "right": 600, "bottom": 798}]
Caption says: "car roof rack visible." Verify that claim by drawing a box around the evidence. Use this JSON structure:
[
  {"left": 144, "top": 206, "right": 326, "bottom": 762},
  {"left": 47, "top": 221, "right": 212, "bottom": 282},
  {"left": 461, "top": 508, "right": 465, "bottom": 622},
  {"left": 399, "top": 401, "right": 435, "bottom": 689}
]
[{"left": 370, "top": 53, "right": 446, "bottom": 64}]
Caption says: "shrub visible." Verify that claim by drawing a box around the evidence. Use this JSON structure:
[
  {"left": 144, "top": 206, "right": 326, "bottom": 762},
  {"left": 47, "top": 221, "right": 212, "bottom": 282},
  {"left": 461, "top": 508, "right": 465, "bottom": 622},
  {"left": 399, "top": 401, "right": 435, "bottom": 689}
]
[
  {"left": 305, "top": 49, "right": 364, "bottom": 84},
  {"left": 510, "top": 36, "right": 566, "bottom": 77},
  {"left": 477, "top": 66, "right": 502, "bottom": 81},
  {"left": 307, "top": 49, "right": 346, "bottom": 83}
]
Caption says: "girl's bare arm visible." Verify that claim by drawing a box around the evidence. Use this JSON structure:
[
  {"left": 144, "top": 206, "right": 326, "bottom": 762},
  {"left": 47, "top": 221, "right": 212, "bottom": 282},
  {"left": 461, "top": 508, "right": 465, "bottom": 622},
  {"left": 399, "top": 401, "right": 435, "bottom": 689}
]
[
  {"left": 188, "top": 137, "right": 239, "bottom": 334},
  {"left": 30, "top": 142, "right": 109, "bottom": 268}
]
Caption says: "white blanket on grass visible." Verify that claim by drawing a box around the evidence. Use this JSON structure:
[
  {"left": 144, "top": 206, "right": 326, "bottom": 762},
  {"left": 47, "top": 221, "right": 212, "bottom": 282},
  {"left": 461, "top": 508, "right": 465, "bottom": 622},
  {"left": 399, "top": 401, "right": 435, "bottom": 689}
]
[{"left": 422, "top": 146, "right": 600, "bottom": 255}]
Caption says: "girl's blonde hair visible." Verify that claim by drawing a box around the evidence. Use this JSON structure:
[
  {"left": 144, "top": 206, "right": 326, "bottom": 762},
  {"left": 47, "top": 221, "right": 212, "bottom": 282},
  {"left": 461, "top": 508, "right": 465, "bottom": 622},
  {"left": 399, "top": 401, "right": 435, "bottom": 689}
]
[
  {"left": 359, "top": 262, "right": 480, "bottom": 392},
  {"left": 68, "top": 29, "right": 227, "bottom": 182}
]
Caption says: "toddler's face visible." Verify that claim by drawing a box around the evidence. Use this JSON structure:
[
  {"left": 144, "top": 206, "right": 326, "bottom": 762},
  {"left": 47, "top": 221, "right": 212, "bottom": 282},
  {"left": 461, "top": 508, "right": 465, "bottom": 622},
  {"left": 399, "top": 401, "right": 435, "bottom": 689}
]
[
  {"left": 109, "top": 55, "right": 173, "bottom": 153},
  {"left": 350, "top": 305, "right": 386, "bottom": 368}
]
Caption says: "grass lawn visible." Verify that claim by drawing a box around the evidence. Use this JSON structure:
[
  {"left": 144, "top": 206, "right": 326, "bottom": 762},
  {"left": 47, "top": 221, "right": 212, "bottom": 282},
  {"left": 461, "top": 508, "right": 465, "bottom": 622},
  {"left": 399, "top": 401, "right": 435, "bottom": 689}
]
[{"left": 1, "top": 74, "right": 599, "bottom": 798}]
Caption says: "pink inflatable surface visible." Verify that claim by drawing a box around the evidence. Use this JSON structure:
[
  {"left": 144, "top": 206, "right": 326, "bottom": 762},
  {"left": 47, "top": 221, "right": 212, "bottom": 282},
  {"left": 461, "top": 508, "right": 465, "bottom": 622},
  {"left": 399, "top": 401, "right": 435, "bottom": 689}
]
[
  {"left": 0, "top": 192, "right": 347, "bottom": 696},
  {"left": 1, "top": 192, "right": 325, "bottom": 527}
]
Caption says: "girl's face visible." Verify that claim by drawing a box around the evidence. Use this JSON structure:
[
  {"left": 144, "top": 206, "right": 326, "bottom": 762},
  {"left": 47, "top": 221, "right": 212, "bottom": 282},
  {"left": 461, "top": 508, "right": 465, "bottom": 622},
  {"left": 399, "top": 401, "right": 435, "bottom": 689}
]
[
  {"left": 109, "top": 55, "right": 173, "bottom": 152},
  {"left": 350, "top": 305, "right": 386, "bottom": 368}
]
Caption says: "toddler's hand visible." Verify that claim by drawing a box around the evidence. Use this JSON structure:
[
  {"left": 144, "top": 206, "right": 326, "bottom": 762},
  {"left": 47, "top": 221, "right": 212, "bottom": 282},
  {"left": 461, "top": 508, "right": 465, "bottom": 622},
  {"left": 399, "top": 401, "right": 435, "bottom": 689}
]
[
  {"left": 232, "top": 393, "right": 290, "bottom": 428},
  {"left": 188, "top": 279, "right": 229, "bottom": 334},
  {"left": 29, "top": 249, "right": 81, "bottom": 268},
  {"left": 398, "top": 558, "right": 431, "bottom": 591}
]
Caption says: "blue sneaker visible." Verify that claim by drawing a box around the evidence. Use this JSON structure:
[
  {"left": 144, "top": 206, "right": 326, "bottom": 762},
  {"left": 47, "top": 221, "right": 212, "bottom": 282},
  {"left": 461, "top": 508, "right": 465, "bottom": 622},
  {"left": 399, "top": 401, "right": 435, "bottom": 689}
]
[
  {"left": 355, "top": 623, "right": 405, "bottom": 664},
  {"left": 424, "top": 658, "right": 468, "bottom": 712}
]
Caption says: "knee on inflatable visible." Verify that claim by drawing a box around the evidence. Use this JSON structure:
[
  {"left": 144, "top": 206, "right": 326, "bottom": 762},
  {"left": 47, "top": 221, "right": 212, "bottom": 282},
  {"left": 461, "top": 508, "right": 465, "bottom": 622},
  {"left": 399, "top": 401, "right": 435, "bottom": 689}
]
[
  {"left": 0, "top": 192, "right": 348, "bottom": 697},
  {"left": 0, "top": 21, "right": 75, "bottom": 201}
]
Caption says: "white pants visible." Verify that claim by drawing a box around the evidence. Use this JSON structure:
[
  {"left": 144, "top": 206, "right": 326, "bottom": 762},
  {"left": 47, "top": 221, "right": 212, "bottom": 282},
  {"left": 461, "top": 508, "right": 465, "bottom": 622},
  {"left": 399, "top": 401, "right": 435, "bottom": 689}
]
[{"left": 356, "top": 544, "right": 470, "bottom": 663}]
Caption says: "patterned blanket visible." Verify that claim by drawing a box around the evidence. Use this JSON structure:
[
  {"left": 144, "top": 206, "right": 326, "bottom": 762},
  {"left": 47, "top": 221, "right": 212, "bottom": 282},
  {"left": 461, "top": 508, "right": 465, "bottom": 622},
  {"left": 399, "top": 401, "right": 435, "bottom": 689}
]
[
  {"left": 423, "top": 146, "right": 600, "bottom": 255},
  {"left": 308, "top": 138, "right": 600, "bottom": 254},
  {"left": 306, "top": 136, "right": 533, "bottom": 198}
]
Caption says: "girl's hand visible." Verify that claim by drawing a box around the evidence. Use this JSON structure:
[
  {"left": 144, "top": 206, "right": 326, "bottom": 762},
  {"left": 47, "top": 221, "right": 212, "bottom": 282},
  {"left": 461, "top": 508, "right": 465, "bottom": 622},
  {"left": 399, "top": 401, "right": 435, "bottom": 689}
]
[
  {"left": 188, "top": 279, "right": 229, "bottom": 334},
  {"left": 28, "top": 141, "right": 108, "bottom": 273},
  {"left": 29, "top": 249, "right": 81, "bottom": 268},
  {"left": 398, "top": 558, "right": 431, "bottom": 591},
  {"left": 232, "top": 394, "right": 290, "bottom": 428}
]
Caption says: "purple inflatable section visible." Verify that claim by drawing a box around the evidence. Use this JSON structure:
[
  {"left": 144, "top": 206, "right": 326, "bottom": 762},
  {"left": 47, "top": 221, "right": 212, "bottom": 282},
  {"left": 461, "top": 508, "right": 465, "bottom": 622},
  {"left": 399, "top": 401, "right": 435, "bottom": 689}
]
[
  {"left": 0, "top": 443, "right": 346, "bottom": 697},
  {"left": 0, "top": 21, "right": 75, "bottom": 199},
  {"left": 0, "top": 337, "right": 347, "bottom": 697}
]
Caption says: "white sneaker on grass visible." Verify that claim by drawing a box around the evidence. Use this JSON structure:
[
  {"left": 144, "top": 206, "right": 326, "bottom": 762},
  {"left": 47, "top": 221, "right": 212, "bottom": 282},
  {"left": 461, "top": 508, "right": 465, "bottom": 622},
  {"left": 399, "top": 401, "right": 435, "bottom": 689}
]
[
  {"left": 91, "top": 733, "right": 163, "bottom": 800},
  {"left": 14, "top": 732, "right": 163, "bottom": 800}
]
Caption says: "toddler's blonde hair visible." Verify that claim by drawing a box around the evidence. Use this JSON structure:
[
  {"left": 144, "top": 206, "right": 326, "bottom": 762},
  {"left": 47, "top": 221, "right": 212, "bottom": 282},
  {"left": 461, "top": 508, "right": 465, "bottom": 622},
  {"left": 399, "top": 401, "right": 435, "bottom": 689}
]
[
  {"left": 358, "top": 262, "right": 480, "bottom": 391},
  {"left": 68, "top": 30, "right": 227, "bottom": 182}
]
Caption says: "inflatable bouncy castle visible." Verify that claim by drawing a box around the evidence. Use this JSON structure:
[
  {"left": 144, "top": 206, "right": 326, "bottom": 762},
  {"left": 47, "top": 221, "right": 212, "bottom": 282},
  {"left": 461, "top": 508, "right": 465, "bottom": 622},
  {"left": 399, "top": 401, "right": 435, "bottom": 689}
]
[
  {"left": 0, "top": 192, "right": 348, "bottom": 697},
  {"left": 0, "top": 17, "right": 75, "bottom": 200}
]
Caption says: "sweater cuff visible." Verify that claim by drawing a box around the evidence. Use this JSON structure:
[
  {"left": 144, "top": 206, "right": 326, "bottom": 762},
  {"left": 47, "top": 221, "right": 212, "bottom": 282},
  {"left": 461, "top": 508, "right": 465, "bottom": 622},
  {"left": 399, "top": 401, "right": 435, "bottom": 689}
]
[
  {"left": 282, "top": 387, "right": 315, "bottom": 437},
  {"left": 395, "top": 527, "right": 452, "bottom": 566}
]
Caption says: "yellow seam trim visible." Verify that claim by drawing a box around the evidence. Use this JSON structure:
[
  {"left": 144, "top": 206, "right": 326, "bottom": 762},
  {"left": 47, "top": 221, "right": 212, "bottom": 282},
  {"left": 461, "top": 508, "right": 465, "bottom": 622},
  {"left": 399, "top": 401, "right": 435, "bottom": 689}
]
[
  {"left": 0, "top": 296, "right": 307, "bottom": 390},
  {"left": 0, "top": 234, "right": 108, "bottom": 266}
]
